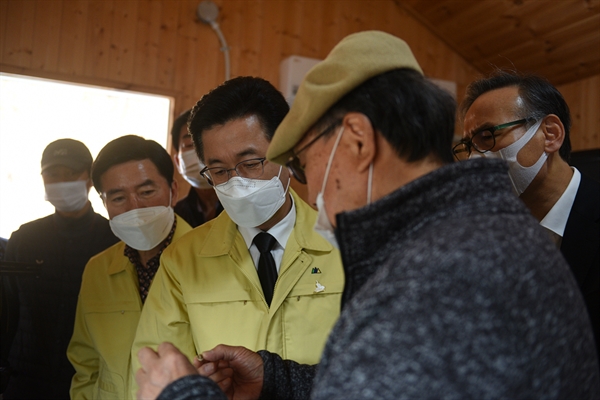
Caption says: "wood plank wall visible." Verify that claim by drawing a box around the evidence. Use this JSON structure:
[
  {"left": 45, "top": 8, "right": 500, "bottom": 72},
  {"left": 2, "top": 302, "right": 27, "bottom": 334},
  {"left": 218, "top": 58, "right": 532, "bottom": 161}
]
[
  {"left": 0, "top": 0, "right": 480, "bottom": 121},
  {"left": 1, "top": 0, "right": 597, "bottom": 197},
  {"left": 557, "top": 74, "right": 600, "bottom": 151}
]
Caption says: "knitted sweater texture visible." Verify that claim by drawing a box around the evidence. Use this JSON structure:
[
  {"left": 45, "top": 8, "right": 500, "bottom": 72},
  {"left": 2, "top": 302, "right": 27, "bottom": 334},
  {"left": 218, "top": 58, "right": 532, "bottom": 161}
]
[{"left": 160, "top": 158, "right": 600, "bottom": 400}]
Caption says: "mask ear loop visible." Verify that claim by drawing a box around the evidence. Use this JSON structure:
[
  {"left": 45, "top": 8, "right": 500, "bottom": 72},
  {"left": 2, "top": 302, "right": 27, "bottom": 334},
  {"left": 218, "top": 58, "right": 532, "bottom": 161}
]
[
  {"left": 495, "top": 118, "right": 545, "bottom": 160},
  {"left": 276, "top": 165, "right": 292, "bottom": 198},
  {"left": 320, "top": 126, "right": 345, "bottom": 195}
]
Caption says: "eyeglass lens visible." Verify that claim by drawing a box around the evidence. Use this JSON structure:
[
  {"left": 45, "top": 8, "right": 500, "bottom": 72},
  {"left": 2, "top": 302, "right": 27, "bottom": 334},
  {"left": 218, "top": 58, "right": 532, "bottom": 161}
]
[
  {"left": 202, "top": 158, "right": 266, "bottom": 186},
  {"left": 285, "top": 120, "right": 342, "bottom": 185},
  {"left": 286, "top": 157, "right": 306, "bottom": 184},
  {"left": 452, "top": 118, "right": 530, "bottom": 161}
]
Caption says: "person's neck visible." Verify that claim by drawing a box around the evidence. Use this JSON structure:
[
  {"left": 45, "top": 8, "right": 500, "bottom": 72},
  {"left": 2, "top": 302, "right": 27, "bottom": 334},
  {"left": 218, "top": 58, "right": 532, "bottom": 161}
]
[
  {"left": 56, "top": 201, "right": 91, "bottom": 219},
  {"left": 520, "top": 155, "right": 573, "bottom": 221},
  {"left": 372, "top": 152, "right": 445, "bottom": 203},
  {"left": 137, "top": 239, "right": 166, "bottom": 267},
  {"left": 193, "top": 187, "right": 219, "bottom": 220}
]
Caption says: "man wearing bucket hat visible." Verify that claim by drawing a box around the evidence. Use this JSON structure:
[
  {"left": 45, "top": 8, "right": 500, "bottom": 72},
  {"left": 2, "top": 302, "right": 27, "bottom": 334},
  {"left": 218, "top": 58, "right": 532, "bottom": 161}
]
[
  {"left": 135, "top": 31, "right": 599, "bottom": 399},
  {"left": 2, "top": 139, "right": 118, "bottom": 399}
]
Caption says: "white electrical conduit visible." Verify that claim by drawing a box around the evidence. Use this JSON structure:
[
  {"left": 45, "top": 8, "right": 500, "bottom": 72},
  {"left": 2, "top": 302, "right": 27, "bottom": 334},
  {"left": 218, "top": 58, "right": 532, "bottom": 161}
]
[{"left": 197, "top": 1, "right": 231, "bottom": 81}]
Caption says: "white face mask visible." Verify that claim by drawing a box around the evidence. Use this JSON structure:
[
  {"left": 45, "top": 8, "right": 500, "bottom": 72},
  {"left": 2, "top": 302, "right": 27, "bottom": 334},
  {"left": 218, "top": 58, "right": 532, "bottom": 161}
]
[
  {"left": 479, "top": 118, "right": 546, "bottom": 196},
  {"left": 44, "top": 180, "right": 89, "bottom": 212},
  {"left": 313, "top": 126, "right": 373, "bottom": 249},
  {"left": 177, "top": 149, "right": 213, "bottom": 190},
  {"left": 109, "top": 205, "right": 175, "bottom": 251},
  {"left": 214, "top": 166, "right": 290, "bottom": 228}
]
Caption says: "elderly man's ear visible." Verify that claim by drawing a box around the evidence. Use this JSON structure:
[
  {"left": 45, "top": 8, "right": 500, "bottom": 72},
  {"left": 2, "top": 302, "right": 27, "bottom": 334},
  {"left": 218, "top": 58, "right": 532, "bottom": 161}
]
[
  {"left": 342, "top": 112, "right": 377, "bottom": 173},
  {"left": 542, "top": 114, "right": 566, "bottom": 154}
]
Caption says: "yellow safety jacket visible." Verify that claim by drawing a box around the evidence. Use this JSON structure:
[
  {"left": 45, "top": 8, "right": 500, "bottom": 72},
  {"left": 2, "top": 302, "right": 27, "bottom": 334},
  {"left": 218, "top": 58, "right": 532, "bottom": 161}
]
[
  {"left": 132, "top": 190, "right": 344, "bottom": 386},
  {"left": 67, "top": 216, "right": 192, "bottom": 400}
]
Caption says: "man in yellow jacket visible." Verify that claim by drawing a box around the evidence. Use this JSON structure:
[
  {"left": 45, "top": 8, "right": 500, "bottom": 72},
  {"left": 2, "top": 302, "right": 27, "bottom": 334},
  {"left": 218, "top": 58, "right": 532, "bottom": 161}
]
[
  {"left": 67, "top": 136, "right": 192, "bottom": 399},
  {"left": 132, "top": 77, "right": 344, "bottom": 392}
]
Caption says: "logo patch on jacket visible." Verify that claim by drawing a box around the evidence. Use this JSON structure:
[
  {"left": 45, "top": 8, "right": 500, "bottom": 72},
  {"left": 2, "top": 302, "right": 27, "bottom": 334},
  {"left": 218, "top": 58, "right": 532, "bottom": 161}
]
[
  {"left": 314, "top": 281, "right": 325, "bottom": 293},
  {"left": 311, "top": 267, "right": 322, "bottom": 274}
]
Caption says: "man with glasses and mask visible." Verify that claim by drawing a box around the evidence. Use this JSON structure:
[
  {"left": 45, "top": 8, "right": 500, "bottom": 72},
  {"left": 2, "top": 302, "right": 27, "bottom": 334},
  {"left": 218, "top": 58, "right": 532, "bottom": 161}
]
[
  {"left": 134, "top": 31, "right": 598, "bottom": 400},
  {"left": 171, "top": 109, "right": 222, "bottom": 227},
  {"left": 1, "top": 139, "right": 118, "bottom": 399},
  {"left": 67, "top": 135, "right": 192, "bottom": 400},
  {"left": 456, "top": 70, "right": 599, "bottom": 362},
  {"left": 131, "top": 77, "right": 344, "bottom": 395}
]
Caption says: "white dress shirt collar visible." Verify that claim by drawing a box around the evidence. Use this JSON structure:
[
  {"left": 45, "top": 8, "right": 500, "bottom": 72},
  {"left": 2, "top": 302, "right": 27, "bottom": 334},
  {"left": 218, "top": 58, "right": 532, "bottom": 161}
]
[
  {"left": 238, "top": 195, "right": 296, "bottom": 272},
  {"left": 540, "top": 167, "right": 581, "bottom": 238}
]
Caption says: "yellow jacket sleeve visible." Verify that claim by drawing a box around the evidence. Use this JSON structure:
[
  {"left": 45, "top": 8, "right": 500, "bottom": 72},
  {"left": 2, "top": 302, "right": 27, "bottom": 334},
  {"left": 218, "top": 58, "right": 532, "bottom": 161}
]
[
  {"left": 67, "top": 287, "right": 99, "bottom": 400},
  {"left": 130, "top": 252, "right": 198, "bottom": 389}
]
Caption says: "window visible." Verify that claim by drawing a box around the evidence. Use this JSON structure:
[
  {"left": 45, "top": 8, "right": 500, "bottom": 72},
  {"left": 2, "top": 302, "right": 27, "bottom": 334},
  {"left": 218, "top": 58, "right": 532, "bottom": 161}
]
[{"left": 0, "top": 73, "right": 173, "bottom": 239}]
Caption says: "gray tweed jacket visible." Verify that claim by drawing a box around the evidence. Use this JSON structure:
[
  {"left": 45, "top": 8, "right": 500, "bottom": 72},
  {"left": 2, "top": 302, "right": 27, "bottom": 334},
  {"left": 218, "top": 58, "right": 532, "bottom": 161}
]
[{"left": 159, "top": 158, "right": 600, "bottom": 400}]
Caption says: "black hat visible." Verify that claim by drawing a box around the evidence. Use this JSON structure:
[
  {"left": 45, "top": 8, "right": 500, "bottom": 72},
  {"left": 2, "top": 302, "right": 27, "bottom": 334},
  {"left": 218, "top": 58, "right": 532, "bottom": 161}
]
[{"left": 41, "top": 139, "right": 93, "bottom": 172}]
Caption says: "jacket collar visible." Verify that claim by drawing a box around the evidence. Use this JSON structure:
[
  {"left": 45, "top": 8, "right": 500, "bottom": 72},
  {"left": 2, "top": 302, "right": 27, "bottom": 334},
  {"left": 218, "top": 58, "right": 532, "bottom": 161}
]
[
  {"left": 198, "top": 188, "right": 333, "bottom": 257},
  {"left": 52, "top": 203, "right": 95, "bottom": 230},
  {"left": 334, "top": 158, "right": 520, "bottom": 306}
]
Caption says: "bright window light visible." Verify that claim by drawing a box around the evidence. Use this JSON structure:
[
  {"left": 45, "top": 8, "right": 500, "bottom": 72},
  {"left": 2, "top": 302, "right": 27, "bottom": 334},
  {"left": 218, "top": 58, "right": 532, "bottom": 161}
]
[{"left": 0, "top": 73, "right": 173, "bottom": 239}]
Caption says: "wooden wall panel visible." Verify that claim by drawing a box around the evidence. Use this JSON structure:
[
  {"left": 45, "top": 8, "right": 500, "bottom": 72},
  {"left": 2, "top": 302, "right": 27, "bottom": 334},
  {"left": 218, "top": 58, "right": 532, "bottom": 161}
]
[
  {"left": 108, "top": 0, "right": 138, "bottom": 82},
  {"left": 258, "top": 0, "right": 285, "bottom": 84},
  {"left": 31, "top": 0, "right": 61, "bottom": 71},
  {"left": 58, "top": 0, "right": 89, "bottom": 76},
  {"left": 299, "top": 0, "right": 323, "bottom": 58},
  {"left": 281, "top": 1, "right": 303, "bottom": 58},
  {"left": 1, "top": 0, "right": 597, "bottom": 158},
  {"left": 155, "top": 1, "right": 180, "bottom": 89},
  {"left": 319, "top": 0, "right": 343, "bottom": 57},
  {"left": 183, "top": 0, "right": 221, "bottom": 102},
  {"left": 558, "top": 74, "right": 600, "bottom": 151},
  {"left": 134, "top": 0, "right": 161, "bottom": 87},
  {"left": 238, "top": 0, "right": 262, "bottom": 78},
  {"left": 83, "top": 0, "right": 113, "bottom": 80},
  {"left": 0, "top": 1, "right": 7, "bottom": 59},
  {"left": 3, "top": 0, "right": 35, "bottom": 68},
  {"left": 400, "top": 0, "right": 600, "bottom": 86}
]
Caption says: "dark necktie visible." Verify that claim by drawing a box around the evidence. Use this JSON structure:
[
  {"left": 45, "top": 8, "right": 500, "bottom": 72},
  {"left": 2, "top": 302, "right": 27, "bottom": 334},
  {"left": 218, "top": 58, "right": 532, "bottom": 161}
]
[{"left": 253, "top": 232, "right": 278, "bottom": 307}]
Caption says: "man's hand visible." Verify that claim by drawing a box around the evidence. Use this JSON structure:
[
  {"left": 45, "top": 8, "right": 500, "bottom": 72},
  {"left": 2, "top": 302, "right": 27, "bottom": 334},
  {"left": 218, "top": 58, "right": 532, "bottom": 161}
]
[
  {"left": 136, "top": 342, "right": 199, "bottom": 400},
  {"left": 196, "top": 344, "right": 264, "bottom": 400}
]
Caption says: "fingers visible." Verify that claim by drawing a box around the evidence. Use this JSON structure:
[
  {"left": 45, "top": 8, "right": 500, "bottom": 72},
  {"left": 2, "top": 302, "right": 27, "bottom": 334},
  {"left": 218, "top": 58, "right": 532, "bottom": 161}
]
[
  {"left": 200, "top": 344, "right": 231, "bottom": 362},
  {"left": 198, "top": 360, "right": 233, "bottom": 384},
  {"left": 201, "top": 344, "right": 249, "bottom": 363},
  {"left": 197, "top": 361, "right": 216, "bottom": 376},
  {"left": 138, "top": 346, "right": 159, "bottom": 370},
  {"left": 136, "top": 342, "right": 199, "bottom": 399},
  {"left": 216, "top": 376, "right": 233, "bottom": 397},
  {"left": 156, "top": 342, "right": 180, "bottom": 357},
  {"left": 205, "top": 365, "right": 233, "bottom": 383},
  {"left": 135, "top": 360, "right": 162, "bottom": 400}
]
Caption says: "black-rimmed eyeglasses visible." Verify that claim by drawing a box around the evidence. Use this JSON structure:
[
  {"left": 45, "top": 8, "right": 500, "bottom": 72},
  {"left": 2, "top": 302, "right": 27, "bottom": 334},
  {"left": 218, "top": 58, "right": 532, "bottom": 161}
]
[
  {"left": 200, "top": 157, "right": 267, "bottom": 186},
  {"left": 286, "top": 121, "right": 341, "bottom": 184},
  {"left": 453, "top": 118, "right": 534, "bottom": 161}
]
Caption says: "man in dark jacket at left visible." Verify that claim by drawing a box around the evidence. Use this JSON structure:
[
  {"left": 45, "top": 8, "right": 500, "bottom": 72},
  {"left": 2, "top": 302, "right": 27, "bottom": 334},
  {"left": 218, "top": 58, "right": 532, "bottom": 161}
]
[{"left": 1, "top": 139, "right": 118, "bottom": 399}]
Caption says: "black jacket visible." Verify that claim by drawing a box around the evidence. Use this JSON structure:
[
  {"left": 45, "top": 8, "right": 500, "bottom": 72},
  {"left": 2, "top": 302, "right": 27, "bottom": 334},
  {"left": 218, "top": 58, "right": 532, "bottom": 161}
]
[
  {"left": 1, "top": 206, "right": 118, "bottom": 399},
  {"left": 561, "top": 172, "right": 600, "bottom": 361}
]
